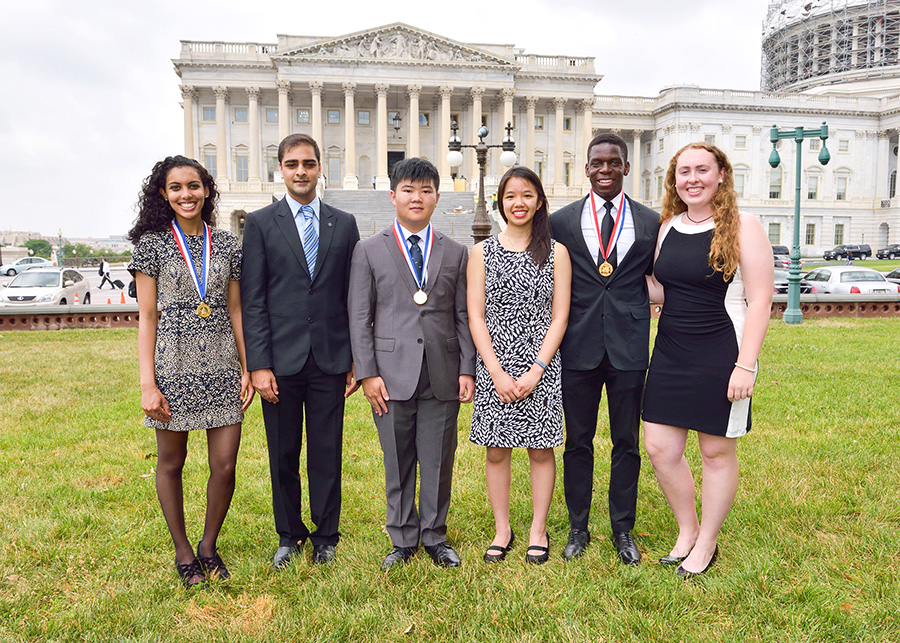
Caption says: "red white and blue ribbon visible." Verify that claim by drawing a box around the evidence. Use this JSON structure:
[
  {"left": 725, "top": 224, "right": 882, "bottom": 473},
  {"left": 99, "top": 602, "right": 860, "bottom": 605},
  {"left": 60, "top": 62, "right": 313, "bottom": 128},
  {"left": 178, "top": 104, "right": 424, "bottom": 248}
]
[
  {"left": 170, "top": 220, "right": 210, "bottom": 302},
  {"left": 393, "top": 219, "right": 433, "bottom": 291},
  {"left": 589, "top": 191, "right": 626, "bottom": 263}
]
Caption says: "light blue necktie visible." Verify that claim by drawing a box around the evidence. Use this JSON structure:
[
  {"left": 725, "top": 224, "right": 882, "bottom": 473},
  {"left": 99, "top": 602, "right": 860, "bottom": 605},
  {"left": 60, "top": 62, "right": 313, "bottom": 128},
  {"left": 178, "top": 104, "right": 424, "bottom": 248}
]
[{"left": 299, "top": 205, "right": 317, "bottom": 278}]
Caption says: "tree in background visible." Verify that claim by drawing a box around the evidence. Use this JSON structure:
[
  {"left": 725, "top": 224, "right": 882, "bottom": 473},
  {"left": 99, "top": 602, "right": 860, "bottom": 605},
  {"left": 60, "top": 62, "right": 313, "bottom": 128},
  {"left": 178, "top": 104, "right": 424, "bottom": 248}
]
[{"left": 24, "top": 239, "right": 52, "bottom": 258}]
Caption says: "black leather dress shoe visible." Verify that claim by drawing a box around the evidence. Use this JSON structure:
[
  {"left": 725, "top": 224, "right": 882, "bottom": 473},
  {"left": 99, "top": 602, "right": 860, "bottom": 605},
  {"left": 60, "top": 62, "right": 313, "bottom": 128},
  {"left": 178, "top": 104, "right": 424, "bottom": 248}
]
[
  {"left": 562, "top": 529, "right": 590, "bottom": 561},
  {"left": 272, "top": 543, "right": 302, "bottom": 570},
  {"left": 612, "top": 531, "right": 641, "bottom": 565},
  {"left": 381, "top": 546, "right": 417, "bottom": 570},
  {"left": 676, "top": 545, "right": 718, "bottom": 578},
  {"left": 312, "top": 544, "right": 336, "bottom": 565},
  {"left": 659, "top": 553, "right": 687, "bottom": 566},
  {"left": 424, "top": 542, "right": 461, "bottom": 567},
  {"left": 484, "top": 527, "right": 515, "bottom": 563}
]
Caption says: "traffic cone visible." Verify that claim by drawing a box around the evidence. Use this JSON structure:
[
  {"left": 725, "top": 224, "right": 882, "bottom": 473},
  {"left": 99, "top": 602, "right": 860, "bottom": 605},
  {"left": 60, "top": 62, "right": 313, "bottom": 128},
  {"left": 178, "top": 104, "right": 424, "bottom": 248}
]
[
  {"left": 107, "top": 298, "right": 112, "bottom": 304},
  {"left": 74, "top": 292, "right": 79, "bottom": 305},
  {"left": 120, "top": 291, "right": 126, "bottom": 304}
]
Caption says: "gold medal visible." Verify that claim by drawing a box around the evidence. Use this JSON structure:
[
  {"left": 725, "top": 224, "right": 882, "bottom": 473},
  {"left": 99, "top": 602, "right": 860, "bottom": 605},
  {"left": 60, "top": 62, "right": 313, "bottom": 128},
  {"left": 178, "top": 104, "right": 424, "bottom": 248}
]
[
  {"left": 599, "top": 261, "right": 614, "bottom": 277},
  {"left": 413, "top": 289, "right": 428, "bottom": 305},
  {"left": 196, "top": 301, "right": 211, "bottom": 318}
]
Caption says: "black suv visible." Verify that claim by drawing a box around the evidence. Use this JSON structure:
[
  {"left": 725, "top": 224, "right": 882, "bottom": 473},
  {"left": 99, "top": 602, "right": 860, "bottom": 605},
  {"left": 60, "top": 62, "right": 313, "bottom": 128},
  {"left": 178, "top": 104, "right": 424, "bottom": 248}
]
[
  {"left": 771, "top": 245, "right": 789, "bottom": 255},
  {"left": 823, "top": 244, "right": 872, "bottom": 260},
  {"left": 876, "top": 244, "right": 900, "bottom": 259}
]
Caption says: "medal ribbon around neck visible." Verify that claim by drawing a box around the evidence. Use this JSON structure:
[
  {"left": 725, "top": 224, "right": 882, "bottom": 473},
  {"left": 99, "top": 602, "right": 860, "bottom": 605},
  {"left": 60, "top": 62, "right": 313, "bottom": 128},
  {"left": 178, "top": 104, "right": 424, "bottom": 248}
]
[
  {"left": 170, "top": 220, "right": 211, "bottom": 307},
  {"left": 393, "top": 219, "right": 433, "bottom": 292},
  {"left": 589, "top": 191, "right": 626, "bottom": 263}
]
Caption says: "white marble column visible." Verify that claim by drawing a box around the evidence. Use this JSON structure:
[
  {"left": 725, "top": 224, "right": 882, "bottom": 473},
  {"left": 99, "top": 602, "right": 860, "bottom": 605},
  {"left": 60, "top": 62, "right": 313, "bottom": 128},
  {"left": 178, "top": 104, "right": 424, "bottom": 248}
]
[
  {"left": 552, "top": 97, "right": 567, "bottom": 192},
  {"left": 751, "top": 125, "right": 764, "bottom": 200},
  {"left": 499, "top": 88, "right": 516, "bottom": 175},
  {"left": 246, "top": 87, "right": 261, "bottom": 186},
  {"left": 469, "top": 87, "right": 485, "bottom": 185},
  {"left": 342, "top": 82, "right": 358, "bottom": 190},
  {"left": 407, "top": 84, "right": 421, "bottom": 159},
  {"left": 631, "top": 129, "right": 643, "bottom": 197},
  {"left": 213, "top": 86, "right": 229, "bottom": 183},
  {"left": 309, "top": 80, "right": 323, "bottom": 153},
  {"left": 181, "top": 85, "right": 196, "bottom": 159},
  {"left": 438, "top": 85, "right": 454, "bottom": 192},
  {"left": 876, "top": 130, "right": 891, "bottom": 199},
  {"left": 525, "top": 97, "right": 537, "bottom": 173},
  {"left": 277, "top": 80, "right": 291, "bottom": 142},
  {"left": 375, "top": 83, "right": 390, "bottom": 190},
  {"left": 582, "top": 99, "right": 594, "bottom": 192}
]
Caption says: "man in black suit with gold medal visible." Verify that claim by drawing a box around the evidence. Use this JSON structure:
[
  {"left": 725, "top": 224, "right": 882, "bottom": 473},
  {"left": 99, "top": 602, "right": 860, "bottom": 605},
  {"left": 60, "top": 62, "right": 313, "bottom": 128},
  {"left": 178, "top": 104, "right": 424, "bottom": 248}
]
[{"left": 550, "top": 132, "right": 659, "bottom": 564}]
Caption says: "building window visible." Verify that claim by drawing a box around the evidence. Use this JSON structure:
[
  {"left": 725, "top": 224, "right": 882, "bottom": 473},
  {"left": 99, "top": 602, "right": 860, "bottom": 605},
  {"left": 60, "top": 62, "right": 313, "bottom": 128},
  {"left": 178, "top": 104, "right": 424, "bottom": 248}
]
[
  {"left": 236, "top": 155, "right": 249, "bottom": 182},
  {"left": 234, "top": 107, "right": 247, "bottom": 122},
  {"left": 204, "top": 155, "right": 217, "bottom": 176},
  {"left": 358, "top": 110, "right": 370, "bottom": 125},
  {"left": 704, "top": 134, "right": 716, "bottom": 145},
  {"left": 809, "top": 138, "right": 821, "bottom": 151},
  {"left": 836, "top": 176, "right": 848, "bottom": 201},
  {"left": 563, "top": 117, "right": 572, "bottom": 131},
  {"left": 645, "top": 141, "right": 652, "bottom": 156},
  {"left": 734, "top": 135, "right": 747, "bottom": 149},
  {"left": 327, "top": 158, "right": 341, "bottom": 186},
  {"left": 450, "top": 113, "right": 460, "bottom": 128},
  {"left": 644, "top": 177, "right": 651, "bottom": 200},
  {"left": 769, "top": 168, "right": 782, "bottom": 199},
  {"left": 267, "top": 156, "right": 278, "bottom": 182},
  {"left": 534, "top": 116, "right": 544, "bottom": 130},
  {"left": 658, "top": 138, "right": 665, "bottom": 153},
  {"left": 807, "top": 175, "right": 819, "bottom": 200},
  {"left": 834, "top": 223, "right": 845, "bottom": 245},
  {"left": 419, "top": 112, "right": 430, "bottom": 127},
  {"left": 564, "top": 162, "right": 571, "bottom": 186},
  {"left": 534, "top": 161, "right": 543, "bottom": 181},
  {"left": 891, "top": 171, "right": 897, "bottom": 198},
  {"left": 805, "top": 222, "right": 816, "bottom": 246},
  {"left": 327, "top": 110, "right": 340, "bottom": 124},
  {"left": 482, "top": 114, "right": 488, "bottom": 127},
  {"left": 768, "top": 222, "right": 781, "bottom": 245},
  {"left": 838, "top": 139, "right": 849, "bottom": 152},
  {"left": 297, "top": 109, "right": 310, "bottom": 123},
  {"left": 203, "top": 107, "right": 216, "bottom": 121},
  {"left": 734, "top": 172, "right": 746, "bottom": 198},
  {"left": 266, "top": 108, "right": 278, "bottom": 123},
  {"left": 656, "top": 175, "right": 664, "bottom": 199}
]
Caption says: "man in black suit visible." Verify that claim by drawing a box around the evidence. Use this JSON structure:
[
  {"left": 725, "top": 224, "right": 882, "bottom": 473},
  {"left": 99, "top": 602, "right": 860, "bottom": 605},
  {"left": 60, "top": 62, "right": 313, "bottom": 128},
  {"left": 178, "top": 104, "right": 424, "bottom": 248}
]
[
  {"left": 242, "top": 134, "right": 360, "bottom": 568},
  {"left": 549, "top": 132, "right": 659, "bottom": 565}
]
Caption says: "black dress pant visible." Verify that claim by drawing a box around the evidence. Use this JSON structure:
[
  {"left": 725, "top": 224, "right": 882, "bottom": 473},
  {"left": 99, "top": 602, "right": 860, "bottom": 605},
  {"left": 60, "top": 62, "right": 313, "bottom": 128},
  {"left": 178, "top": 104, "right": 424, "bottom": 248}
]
[
  {"left": 562, "top": 354, "right": 645, "bottom": 533},
  {"left": 262, "top": 352, "right": 345, "bottom": 547}
]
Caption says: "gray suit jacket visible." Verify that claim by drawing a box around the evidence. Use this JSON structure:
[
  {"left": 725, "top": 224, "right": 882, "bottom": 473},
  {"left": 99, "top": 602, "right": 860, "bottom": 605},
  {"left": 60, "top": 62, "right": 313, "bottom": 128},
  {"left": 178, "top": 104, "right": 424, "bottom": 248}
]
[{"left": 348, "top": 226, "right": 476, "bottom": 402}]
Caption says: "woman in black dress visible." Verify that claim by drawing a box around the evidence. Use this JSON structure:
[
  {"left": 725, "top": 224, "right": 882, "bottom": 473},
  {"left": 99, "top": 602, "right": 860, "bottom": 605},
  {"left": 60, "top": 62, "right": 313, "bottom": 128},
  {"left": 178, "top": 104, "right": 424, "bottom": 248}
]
[
  {"left": 128, "top": 156, "right": 254, "bottom": 587},
  {"left": 642, "top": 143, "right": 772, "bottom": 577}
]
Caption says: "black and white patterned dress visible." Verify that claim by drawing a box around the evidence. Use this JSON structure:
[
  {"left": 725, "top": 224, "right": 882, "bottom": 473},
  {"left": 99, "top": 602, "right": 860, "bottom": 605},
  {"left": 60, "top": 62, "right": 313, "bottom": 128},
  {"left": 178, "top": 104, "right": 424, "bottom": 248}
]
[
  {"left": 130, "top": 227, "right": 244, "bottom": 432},
  {"left": 470, "top": 236, "right": 563, "bottom": 449}
]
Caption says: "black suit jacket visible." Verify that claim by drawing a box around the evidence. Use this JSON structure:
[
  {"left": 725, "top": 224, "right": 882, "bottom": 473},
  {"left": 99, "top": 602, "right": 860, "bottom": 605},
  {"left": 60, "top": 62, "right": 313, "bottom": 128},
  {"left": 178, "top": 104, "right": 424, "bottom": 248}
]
[
  {"left": 550, "top": 195, "right": 660, "bottom": 372},
  {"left": 241, "top": 197, "right": 360, "bottom": 377}
]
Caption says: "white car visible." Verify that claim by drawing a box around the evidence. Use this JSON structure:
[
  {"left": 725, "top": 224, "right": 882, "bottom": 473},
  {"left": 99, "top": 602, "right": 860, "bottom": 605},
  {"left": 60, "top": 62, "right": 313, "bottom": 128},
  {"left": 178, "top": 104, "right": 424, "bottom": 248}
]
[
  {"left": 0, "top": 256, "right": 55, "bottom": 276},
  {"left": 802, "top": 266, "right": 900, "bottom": 294},
  {"left": 0, "top": 268, "right": 91, "bottom": 306}
]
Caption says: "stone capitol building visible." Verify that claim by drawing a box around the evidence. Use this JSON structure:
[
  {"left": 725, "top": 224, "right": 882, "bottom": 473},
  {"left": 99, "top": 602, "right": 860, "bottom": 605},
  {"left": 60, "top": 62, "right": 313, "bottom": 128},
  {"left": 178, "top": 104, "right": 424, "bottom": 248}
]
[{"left": 174, "top": 2, "right": 900, "bottom": 252}]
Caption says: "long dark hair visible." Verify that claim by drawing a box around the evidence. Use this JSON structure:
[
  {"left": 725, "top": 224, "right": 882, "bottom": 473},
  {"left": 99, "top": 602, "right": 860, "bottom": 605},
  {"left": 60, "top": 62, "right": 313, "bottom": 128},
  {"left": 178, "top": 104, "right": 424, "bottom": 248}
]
[
  {"left": 497, "top": 166, "right": 551, "bottom": 268},
  {"left": 127, "top": 156, "right": 218, "bottom": 243}
]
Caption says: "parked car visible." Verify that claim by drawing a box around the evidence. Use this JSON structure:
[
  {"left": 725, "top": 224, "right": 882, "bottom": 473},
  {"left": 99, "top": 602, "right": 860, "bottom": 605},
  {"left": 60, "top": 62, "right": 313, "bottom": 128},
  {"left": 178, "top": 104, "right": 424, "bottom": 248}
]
[
  {"left": 773, "top": 269, "right": 815, "bottom": 294},
  {"left": 773, "top": 255, "right": 803, "bottom": 269},
  {"left": 884, "top": 269, "right": 900, "bottom": 286},
  {"left": 802, "top": 266, "right": 899, "bottom": 294},
  {"left": 0, "top": 268, "right": 91, "bottom": 306},
  {"left": 822, "top": 244, "right": 872, "bottom": 260},
  {"left": 0, "top": 256, "right": 55, "bottom": 276},
  {"left": 771, "top": 245, "right": 790, "bottom": 256},
  {"left": 876, "top": 244, "right": 900, "bottom": 260}
]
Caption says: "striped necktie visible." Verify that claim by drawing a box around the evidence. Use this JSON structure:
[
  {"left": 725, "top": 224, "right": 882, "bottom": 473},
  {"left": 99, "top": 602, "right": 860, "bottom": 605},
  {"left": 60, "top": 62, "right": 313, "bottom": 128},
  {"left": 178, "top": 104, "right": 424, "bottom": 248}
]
[{"left": 299, "top": 204, "right": 317, "bottom": 278}]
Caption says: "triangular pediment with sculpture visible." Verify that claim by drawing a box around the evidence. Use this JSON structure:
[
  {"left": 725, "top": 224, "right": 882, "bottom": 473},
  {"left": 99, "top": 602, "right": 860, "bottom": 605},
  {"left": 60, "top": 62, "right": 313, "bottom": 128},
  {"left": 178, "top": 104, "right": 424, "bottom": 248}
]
[{"left": 276, "top": 23, "right": 515, "bottom": 67}]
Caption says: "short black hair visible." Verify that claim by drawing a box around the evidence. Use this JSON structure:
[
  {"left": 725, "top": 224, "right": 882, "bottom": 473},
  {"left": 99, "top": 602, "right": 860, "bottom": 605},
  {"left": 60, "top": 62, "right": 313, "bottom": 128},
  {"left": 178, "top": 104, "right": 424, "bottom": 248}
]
[
  {"left": 586, "top": 132, "right": 628, "bottom": 163},
  {"left": 278, "top": 133, "right": 320, "bottom": 163},
  {"left": 390, "top": 157, "right": 440, "bottom": 192}
]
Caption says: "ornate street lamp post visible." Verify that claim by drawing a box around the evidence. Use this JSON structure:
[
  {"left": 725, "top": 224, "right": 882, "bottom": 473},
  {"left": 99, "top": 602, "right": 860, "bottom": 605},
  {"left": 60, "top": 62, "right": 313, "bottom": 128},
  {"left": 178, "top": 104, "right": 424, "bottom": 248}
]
[
  {"left": 768, "top": 121, "right": 830, "bottom": 324},
  {"left": 446, "top": 121, "right": 517, "bottom": 244}
]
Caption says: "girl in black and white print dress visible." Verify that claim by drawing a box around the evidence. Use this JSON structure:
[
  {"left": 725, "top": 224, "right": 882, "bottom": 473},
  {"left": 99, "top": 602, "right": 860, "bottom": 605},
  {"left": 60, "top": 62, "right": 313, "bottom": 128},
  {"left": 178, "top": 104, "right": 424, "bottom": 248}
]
[{"left": 467, "top": 167, "right": 571, "bottom": 565}]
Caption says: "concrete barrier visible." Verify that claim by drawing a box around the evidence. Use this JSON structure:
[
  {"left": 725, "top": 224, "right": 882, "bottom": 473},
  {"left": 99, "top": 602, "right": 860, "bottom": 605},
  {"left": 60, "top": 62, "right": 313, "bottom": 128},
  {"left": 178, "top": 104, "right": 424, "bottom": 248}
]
[{"left": 0, "top": 304, "right": 140, "bottom": 330}]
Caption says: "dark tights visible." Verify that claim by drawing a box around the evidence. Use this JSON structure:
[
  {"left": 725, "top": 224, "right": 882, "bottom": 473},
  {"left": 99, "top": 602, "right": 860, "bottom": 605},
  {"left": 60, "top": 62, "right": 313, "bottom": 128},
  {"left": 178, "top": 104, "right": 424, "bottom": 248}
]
[{"left": 155, "top": 423, "right": 241, "bottom": 580}]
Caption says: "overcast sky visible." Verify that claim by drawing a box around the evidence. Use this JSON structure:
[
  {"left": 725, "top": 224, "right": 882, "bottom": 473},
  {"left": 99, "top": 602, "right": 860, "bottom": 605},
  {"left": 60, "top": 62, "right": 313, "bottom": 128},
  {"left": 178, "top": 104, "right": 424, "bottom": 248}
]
[{"left": 0, "top": 0, "right": 769, "bottom": 239}]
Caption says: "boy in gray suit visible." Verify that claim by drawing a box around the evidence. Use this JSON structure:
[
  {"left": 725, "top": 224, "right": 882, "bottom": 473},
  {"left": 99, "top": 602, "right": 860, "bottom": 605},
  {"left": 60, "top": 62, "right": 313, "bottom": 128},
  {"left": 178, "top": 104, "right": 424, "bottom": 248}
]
[{"left": 348, "top": 158, "right": 476, "bottom": 569}]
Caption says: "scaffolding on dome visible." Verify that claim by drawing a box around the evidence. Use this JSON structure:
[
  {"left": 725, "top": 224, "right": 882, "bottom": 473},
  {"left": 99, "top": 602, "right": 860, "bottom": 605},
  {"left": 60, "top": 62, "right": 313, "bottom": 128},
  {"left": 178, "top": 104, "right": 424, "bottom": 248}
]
[{"left": 762, "top": 0, "right": 900, "bottom": 91}]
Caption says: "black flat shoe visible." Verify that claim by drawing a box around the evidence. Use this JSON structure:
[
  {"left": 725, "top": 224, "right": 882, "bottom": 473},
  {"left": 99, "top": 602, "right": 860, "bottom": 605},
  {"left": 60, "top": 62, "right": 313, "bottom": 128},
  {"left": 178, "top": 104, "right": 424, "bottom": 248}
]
[
  {"left": 525, "top": 533, "right": 550, "bottom": 565},
  {"left": 483, "top": 527, "right": 515, "bottom": 563},
  {"left": 659, "top": 554, "right": 687, "bottom": 566},
  {"left": 197, "top": 540, "right": 230, "bottom": 580},
  {"left": 676, "top": 545, "right": 718, "bottom": 578},
  {"left": 175, "top": 557, "right": 206, "bottom": 588}
]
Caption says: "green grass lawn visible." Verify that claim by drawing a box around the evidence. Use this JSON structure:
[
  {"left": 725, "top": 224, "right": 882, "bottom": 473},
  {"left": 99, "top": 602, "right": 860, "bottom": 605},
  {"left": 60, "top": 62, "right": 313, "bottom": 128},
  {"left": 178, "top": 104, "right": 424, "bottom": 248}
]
[{"left": 0, "top": 320, "right": 898, "bottom": 642}]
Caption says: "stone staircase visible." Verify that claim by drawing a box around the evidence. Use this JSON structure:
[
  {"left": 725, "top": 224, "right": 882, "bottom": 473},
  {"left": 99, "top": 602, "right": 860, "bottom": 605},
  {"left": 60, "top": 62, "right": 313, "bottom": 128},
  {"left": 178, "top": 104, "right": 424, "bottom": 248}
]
[{"left": 321, "top": 189, "right": 496, "bottom": 249}]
